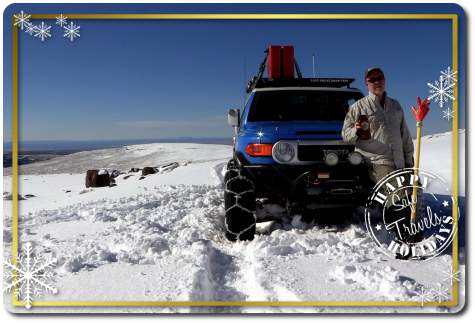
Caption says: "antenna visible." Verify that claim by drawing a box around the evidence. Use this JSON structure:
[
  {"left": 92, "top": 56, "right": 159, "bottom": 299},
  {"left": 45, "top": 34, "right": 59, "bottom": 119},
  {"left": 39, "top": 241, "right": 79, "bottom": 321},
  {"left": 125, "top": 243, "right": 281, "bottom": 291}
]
[{"left": 312, "top": 53, "right": 316, "bottom": 77}]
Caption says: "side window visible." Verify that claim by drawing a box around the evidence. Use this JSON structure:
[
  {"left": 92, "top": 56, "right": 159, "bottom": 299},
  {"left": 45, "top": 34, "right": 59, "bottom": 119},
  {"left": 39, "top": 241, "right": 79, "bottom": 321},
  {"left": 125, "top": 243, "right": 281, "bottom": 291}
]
[{"left": 241, "top": 92, "right": 255, "bottom": 124}]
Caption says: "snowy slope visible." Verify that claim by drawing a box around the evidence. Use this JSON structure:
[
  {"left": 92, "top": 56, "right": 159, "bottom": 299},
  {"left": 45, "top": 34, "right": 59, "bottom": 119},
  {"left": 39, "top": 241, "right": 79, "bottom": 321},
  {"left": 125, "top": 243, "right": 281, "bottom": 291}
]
[
  {"left": 2, "top": 134, "right": 465, "bottom": 313},
  {"left": 419, "top": 129, "right": 465, "bottom": 196},
  {"left": 3, "top": 143, "right": 232, "bottom": 176}
]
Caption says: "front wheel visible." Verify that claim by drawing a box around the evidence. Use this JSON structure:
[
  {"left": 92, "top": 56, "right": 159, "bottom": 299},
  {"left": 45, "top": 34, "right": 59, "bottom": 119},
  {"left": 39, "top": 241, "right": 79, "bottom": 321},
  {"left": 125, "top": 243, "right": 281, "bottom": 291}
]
[{"left": 224, "top": 170, "right": 256, "bottom": 241}]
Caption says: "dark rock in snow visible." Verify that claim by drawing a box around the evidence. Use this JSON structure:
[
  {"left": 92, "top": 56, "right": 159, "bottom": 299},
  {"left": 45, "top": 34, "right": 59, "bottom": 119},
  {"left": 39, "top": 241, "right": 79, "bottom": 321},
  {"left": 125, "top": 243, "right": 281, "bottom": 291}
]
[
  {"left": 142, "top": 167, "right": 157, "bottom": 176},
  {"left": 85, "top": 169, "right": 111, "bottom": 188}
]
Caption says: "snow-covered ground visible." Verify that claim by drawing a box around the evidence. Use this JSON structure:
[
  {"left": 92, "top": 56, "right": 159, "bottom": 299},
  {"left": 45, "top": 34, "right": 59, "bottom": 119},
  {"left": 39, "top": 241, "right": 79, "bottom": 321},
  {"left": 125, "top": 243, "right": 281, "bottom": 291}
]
[
  {"left": 418, "top": 129, "right": 466, "bottom": 196},
  {"left": 2, "top": 133, "right": 465, "bottom": 313}
]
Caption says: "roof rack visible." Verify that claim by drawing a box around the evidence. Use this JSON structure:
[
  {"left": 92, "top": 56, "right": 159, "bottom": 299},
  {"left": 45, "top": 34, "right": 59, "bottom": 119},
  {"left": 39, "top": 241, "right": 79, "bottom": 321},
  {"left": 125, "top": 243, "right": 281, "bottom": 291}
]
[
  {"left": 247, "top": 77, "right": 355, "bottom": 92},
  {"left": 245, "top": 45, "right": 356, "bottom": 92}
]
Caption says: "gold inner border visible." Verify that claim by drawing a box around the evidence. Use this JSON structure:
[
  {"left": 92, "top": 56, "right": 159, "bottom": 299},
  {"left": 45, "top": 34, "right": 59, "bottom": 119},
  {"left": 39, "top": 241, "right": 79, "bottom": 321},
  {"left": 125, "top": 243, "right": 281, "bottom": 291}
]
[{"left": 10, "top": 13, "right": 460, "bottom": 308}]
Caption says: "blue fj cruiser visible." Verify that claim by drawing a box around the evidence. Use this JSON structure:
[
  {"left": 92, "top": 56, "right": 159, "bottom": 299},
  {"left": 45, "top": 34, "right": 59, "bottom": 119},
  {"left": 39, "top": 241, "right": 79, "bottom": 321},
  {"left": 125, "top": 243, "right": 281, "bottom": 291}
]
[{"left": 224, "top": 46, "right": 371, "bottom": 241}]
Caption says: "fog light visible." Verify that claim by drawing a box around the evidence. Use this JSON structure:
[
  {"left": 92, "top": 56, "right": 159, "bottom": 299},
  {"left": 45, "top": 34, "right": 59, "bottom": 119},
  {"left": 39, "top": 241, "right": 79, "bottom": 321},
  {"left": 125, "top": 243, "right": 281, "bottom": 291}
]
[
  {"left": 324, "top": 152, "right": 339, "bottom": 166},
  {"left": 348, "top": 152, "right": 363, "bottom": 165}
]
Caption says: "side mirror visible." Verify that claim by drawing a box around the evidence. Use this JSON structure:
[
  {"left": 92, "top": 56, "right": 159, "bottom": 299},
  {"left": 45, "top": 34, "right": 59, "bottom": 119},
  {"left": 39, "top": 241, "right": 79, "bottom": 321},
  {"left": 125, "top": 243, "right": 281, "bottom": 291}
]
[{"left": 227, "top": 108, "right": 240, "bottom": 127}]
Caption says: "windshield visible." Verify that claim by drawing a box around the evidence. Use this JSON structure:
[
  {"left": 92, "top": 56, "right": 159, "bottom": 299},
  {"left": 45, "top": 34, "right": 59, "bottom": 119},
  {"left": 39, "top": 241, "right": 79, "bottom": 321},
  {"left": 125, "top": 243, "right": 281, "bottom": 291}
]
[{"left": 247, "top": 90, "right": 363, "bottom": 122}]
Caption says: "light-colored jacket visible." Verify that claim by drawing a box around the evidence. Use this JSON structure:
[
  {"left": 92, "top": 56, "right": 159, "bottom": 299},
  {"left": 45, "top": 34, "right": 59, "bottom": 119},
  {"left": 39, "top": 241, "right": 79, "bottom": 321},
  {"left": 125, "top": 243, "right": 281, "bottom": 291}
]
[{"left": 341, "top": 92, "right": 414, "bottom": 169}]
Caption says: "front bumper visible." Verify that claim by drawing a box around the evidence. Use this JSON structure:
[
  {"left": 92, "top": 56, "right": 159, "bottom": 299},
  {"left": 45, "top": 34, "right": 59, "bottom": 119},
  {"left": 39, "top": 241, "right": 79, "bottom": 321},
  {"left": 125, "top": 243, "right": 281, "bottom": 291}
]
[{"left": 235, "top": 152, "right": 371, "bottom": 208}]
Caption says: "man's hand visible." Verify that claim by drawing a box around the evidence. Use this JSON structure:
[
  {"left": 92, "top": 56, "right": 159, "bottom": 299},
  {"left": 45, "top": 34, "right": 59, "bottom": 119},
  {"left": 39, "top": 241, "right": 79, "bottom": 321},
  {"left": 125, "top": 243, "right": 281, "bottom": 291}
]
[
  {"left": 355, "top": 120, "right": 366, "bottom": 130},
  {"left": 355, "top": 117, "right": 370, "bottom": 140}
]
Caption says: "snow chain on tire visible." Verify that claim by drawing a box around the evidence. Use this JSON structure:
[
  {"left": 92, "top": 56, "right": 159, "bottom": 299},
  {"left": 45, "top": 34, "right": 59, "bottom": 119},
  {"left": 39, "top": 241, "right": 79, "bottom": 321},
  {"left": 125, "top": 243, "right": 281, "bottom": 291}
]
[{"left": 224, "top": 169, "right": 256, "bottom": 241}]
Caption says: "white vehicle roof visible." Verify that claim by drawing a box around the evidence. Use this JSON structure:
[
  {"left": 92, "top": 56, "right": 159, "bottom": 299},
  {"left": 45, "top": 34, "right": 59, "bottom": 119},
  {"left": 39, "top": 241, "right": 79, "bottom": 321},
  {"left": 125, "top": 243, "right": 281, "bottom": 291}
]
[{"left": 252, "top": 87, "right": 362, "bottom": 93}]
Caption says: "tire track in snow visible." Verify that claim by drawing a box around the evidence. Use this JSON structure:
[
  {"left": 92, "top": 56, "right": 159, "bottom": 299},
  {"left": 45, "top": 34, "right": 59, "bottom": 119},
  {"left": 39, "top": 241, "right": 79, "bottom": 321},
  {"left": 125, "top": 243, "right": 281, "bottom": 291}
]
[
  {"left": 185, "top": 239, "right": 302, "bottom": 312},
  {"left": 185, "top": 241, "right": 247, "bottom": 313},
  {"left": 224, "top": 240, "right": 303, "bottom": 308}
]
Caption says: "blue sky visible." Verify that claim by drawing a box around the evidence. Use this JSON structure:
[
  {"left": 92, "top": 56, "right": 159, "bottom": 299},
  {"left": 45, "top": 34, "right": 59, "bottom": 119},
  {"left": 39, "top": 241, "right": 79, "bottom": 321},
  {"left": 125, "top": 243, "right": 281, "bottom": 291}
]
[{"left": 3, "top": 4, "right": 466, "bottom": 141}]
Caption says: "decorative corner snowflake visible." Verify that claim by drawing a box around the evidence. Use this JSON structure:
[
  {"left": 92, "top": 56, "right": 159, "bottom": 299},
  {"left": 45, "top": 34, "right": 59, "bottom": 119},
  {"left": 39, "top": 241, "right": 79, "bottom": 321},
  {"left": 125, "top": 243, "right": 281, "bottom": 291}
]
[
  {"left": 63, "top": 21, "right": 81, "bottom": 42},
  {"left": 13, "top": 10, "right": 31, "bottom": 30},
  {"left": 427, "top": 66, "right": 458, "bottom": 110},
  {"left": 3, "top": 242, "right": 58, "bottom": 309},
  {"left": 442, "top": 107, "right": 454, "bottom": 121},
  {"left": 33, "top": 21, "right": 52, "bottom": 42},
  {"left": 56, "top": 14, "right": 68, "bottom": 27},
  {"left": 427, "top": 75, "right": 455, "bottom": 108},
  {"left": 443, "top": 268, "right": 461, "bottom": 284},
  {"left": 25, "top": 22, "right": 37, "bottom": 36},
  {"left": 429, "top": 283, "right": 450, "bottom": 303},
  {"left": 414, "top": 286, "right": 433, "bottom": 306},
  {"left": 15, "top": 12, "right": 82, "bottom": 44},
  {"left": 440, "top": 66, "right": 457, "bottom": 84}
]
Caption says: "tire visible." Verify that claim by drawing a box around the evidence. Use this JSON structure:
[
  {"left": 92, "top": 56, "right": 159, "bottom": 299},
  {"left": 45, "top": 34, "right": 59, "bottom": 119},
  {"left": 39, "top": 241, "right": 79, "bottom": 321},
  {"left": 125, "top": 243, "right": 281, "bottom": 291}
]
[
  {"left": 299, "top": 207, "right": 354, "bottom": 226},
  {"left": 223, "top": 166, "right": 256, "bottom": 242},
  {"left": 226, "top": 158, "right": 237, "bottom": 170},
  {"left": 335, "top": 207, "right": 356, "bottom": 225},
  {"left": 223, "top": 159, "right": 238, "bottom": 188}
]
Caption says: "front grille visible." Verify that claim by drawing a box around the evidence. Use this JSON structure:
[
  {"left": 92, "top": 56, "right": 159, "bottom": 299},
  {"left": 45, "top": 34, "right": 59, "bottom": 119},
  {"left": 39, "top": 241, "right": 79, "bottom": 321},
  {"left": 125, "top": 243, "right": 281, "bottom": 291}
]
[{"left": 297, "top": 145, "right": 354, "bottom": 162}]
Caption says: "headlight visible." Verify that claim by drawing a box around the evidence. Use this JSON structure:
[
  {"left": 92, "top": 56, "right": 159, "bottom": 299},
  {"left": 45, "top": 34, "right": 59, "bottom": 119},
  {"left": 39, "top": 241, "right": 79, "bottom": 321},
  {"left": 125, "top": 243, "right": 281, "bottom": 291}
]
[
  {"left": 324, "top": 152, "right": 339, "bottom": 166},
  {"left": 348, "top": 152, "right": 363, "bottom": 165},
  {"left": 273, "top": 142, "right": 295, "bottom": 163}
]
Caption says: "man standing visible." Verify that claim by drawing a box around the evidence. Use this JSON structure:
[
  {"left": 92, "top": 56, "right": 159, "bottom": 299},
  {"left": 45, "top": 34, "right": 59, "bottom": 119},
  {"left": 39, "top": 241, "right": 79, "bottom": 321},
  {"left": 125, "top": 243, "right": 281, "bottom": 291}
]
[
  {"left": 341, "top": 67, "right": 414, "bottom": 184},
  {"left": 342, "top": 67, "right": 420, "bottom": 251}
]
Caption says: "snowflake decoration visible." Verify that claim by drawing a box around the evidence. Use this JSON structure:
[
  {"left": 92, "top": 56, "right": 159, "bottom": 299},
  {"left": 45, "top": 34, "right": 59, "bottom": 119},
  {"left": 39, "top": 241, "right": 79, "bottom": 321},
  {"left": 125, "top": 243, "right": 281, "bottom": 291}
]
[
  {"left": 63, "top": 21, "right": 80, "bottom": 42},
  {"left": 427, "top": 75, "right": 455, "bottom": 108},
  {"left": 55, "top": 14, "right": 68, "bottom": 27},
  {"left": 440, "top": 66, "right": 457, "bottom": 84},
  {"left": 414, "top": 286, "right": 433, "bottom": 306},
  {"left": 443, "top": 268, "right": 461, "bottom": 284},
  {"left": 430, "top": 283, "right": 450, "bottom": 303},
  {"left": 15, "top": 12, "right": 83, "bottom": 43},
  {"left": 25, "top": 22, "right": 37, "bottom": 36},
  {"left": 442, "top": 107, "right": 454, "bottom": 121},
  {"left": 3, "top": 242, "right": 58, "bottom": 309},
  {"left": 33, "top": 21, "right": 52, "bottom": 42},
  {"left": 13, "top": 10, "right": 31, "bottom": 30}
]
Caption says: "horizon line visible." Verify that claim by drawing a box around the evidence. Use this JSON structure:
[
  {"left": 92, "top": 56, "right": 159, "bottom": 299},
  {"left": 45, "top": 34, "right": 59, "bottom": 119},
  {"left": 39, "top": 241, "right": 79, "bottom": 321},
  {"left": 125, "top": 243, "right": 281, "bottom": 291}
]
[{"left": 3, "top": 137, "right": 233, "bottom": 144}]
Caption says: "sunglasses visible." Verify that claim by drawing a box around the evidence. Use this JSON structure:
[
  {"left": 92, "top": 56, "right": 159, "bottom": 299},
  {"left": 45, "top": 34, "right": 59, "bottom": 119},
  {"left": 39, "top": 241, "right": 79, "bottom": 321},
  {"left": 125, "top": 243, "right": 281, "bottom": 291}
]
[{"left": 366, "top": 75, "right": 385, "bottom": 83}]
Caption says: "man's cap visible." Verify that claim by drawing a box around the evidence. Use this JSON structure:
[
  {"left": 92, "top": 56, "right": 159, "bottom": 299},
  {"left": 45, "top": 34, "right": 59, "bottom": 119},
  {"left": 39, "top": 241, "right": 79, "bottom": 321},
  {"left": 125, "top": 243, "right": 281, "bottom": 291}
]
[{"left": 364, "top": 67, "right": 385, "bottom": 80}]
